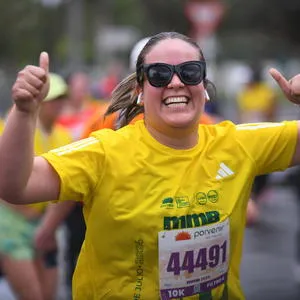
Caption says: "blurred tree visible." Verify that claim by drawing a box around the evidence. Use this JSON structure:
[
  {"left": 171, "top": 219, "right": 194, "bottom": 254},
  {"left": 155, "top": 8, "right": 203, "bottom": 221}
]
[
  {"left": 1, "top": 0, "right": 300, "bottom": 69},
  {"left": 220, "top": 0, "right": 300, "bottom": 59},
  {"left": 0, "top": 0, "right": 66, "bottom": 69},
  {"left": 140, "top": 0, "right": 189, "bottom": 35}
]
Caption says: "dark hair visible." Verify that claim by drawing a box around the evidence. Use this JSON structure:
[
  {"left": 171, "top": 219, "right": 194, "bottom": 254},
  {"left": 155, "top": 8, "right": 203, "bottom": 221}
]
[
  {"left": 105, "top": 31, "right": 213, "bottom": 128},
  {"left": 249, "top": 65, "right": 262, "bottom": 84}
]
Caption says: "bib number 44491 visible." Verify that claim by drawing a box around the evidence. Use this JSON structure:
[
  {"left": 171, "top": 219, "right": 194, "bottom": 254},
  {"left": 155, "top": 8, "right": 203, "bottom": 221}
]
[{"left": 167, "top": 240, "right": 227, "bottom": 275}]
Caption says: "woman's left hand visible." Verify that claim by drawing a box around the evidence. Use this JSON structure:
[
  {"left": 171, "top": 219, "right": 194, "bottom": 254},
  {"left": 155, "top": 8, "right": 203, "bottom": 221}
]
[{"left": 269, "top": 68, "right": 300, "bottom": 104}]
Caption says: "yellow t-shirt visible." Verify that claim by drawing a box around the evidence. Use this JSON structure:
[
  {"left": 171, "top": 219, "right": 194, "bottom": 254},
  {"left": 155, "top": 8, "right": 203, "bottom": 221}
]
[
  {"left": 237, "top": 83, "right": 276, "bottom": 123},
  {"left": 43, "top": 120, "right": 297, "bottom": 300}
]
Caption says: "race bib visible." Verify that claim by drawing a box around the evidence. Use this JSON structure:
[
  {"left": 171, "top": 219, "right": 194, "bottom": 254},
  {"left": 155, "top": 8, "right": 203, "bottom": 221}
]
[{"left": 159, "top": 219, "right": 230, "bottom": 299}]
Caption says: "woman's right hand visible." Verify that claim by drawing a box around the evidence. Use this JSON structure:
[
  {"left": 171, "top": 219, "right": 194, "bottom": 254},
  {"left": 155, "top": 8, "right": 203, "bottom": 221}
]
[{"left": 11, "top": 52, "right": 50, "bottom": 114}]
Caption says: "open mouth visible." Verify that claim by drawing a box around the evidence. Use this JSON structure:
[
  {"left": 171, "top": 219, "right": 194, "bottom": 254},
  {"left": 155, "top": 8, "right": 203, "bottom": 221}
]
[{"left": 163, "top": 96, "right": 189, "bottom": 107}]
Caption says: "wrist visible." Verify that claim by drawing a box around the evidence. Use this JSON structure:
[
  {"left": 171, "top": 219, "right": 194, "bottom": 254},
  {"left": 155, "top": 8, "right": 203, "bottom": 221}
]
[{"left": 13, "top": 104, "right": 40, "bottom": 119}]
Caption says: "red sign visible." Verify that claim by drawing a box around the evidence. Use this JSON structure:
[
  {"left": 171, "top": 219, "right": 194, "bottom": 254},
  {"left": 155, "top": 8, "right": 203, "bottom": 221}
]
[{"left": 185, "top": 0, "right": 225, "bottom": 39}]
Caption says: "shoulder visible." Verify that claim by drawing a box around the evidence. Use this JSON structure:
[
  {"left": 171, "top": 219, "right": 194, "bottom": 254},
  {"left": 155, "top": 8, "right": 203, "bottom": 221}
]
[
  {"left": 233, "top": 121, "right": 297, "bottom": 150},
  {"left": 91, "top": 121, "right": 142, "bottom": 144},
  {"left": 200, "top": 120, "right": 236, "bottom": 137}
]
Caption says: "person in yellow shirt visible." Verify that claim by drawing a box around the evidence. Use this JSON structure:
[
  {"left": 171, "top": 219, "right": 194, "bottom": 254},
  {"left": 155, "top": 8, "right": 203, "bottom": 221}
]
[
  {"left": 1, "top": 32, "right": 300, "bottom": 300},
  {"left": 0, "top": 73, "right": 72, "bottom": 300},
  {"left": 237, "top": 66, "right": 278, "bottom": 225},
  {"left": 237, "top": 66, "right": 277, "bottom": 124}
]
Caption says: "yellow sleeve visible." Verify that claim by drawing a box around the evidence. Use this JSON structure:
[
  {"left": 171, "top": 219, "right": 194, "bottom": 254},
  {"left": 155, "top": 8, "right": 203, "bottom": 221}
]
[
  {"left": 0, "top": 119, "right": 4, "bottom": 133},
  {"left": 42, "top": 136, "right": 105, "bottom": 205},
  {"left": 235, "top": 121, "right": 298, "bottom": 175}
]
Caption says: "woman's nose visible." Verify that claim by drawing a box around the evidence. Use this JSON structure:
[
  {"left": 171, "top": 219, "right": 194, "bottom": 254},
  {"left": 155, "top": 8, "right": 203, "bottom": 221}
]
[{"left": 167, "top": 73, "right": 184, "bottom": 88}]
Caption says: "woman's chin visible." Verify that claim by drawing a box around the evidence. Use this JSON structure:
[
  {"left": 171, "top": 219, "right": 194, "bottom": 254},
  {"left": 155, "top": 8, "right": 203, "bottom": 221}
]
[
  {"left": 164, "top": 113, "right": 199, "bottom": 129},
  {"left": 166, "top": 119, "right": 198, "bottom": 130}
]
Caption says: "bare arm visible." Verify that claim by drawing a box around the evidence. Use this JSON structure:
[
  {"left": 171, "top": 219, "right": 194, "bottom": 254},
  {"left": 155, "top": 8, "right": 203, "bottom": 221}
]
[
  {"left": 41, "top": 201, "right": 75, "bottom": 231},
  {"left": 35, "top": 201, "right": 76, "bottom": 251},
  {"left": 0, "top": 52, "right": 59, "bottom": 204},
  {"left": 268, "top": 69, "right": 300, "bottom": 166}
]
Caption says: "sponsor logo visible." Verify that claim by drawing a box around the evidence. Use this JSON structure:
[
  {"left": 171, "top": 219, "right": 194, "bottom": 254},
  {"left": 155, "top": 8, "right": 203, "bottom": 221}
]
[
  {"left": 162, "top": 190, "right": 219, "bottom": 208},
  {"left": 164, "top": 211, "right": 220, "bottom": 230},
  {"left": 161, "top": 197, "right": 174, "bottom": 209},
  {"left": 216, "top": 163, "right": 234, "bottom": 180},
  {"left": 175, "top": 231, "right": 192, "bottom": 241},
  {"left": 207, "top": 190, "right": 218, "bottom": 203}
]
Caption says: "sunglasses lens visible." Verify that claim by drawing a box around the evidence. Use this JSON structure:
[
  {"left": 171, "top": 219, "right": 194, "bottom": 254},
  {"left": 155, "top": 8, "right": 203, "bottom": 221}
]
[
  {"left": 142, "top": 62, "right": 205, "bottom": 87},
  {"left": 147, "top": 65, "right": 172, "bottom": 87},
  {"left": 180, "top": 63, "right": 203, "bottom": 85}
]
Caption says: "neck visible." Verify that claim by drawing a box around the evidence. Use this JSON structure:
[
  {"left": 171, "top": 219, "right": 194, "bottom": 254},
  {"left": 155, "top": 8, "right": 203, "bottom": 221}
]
[{"left": 145, "top": 122, "right": 199, "bottom": 150}]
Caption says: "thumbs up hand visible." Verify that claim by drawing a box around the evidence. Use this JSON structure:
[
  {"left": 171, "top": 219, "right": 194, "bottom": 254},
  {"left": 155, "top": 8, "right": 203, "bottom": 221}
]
[
  {"left": 269, "top": 68, "right": 300, "bottom": 105},
  {"left": 12, "top": 52, "right": 50, "bottom": 113}
]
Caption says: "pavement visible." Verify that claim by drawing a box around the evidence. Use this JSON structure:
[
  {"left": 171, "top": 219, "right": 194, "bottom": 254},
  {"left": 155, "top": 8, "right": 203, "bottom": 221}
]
[
  {"left": 241, "top": 185, "right": 300, "bottom": 299},
  {"left": 0, "top": 184, "right": 300, "bottom": 299}
]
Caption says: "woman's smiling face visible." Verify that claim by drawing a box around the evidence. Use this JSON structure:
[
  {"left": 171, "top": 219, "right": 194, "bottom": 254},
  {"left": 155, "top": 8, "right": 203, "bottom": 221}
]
[{"left": 141, "top": 38, "right": 206, "bottom": 134}]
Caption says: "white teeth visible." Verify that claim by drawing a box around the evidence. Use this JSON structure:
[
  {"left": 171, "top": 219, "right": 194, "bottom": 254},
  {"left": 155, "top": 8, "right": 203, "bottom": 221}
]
[
  {"left": 167, "top": 103, "right": 187, "bottom": 108},
  {"left": 164, "top": 96, "right": 188, "bottom": 105}
]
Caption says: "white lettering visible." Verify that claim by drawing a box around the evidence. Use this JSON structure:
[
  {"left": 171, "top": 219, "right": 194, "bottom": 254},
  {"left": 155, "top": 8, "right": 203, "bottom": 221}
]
[{"left": 168, "top": 289, "right": 185, "bottom": 298}]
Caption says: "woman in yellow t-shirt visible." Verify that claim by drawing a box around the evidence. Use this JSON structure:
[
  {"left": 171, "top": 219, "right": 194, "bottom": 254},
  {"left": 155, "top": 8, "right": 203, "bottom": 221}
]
[
  {"left": 0, "top": 73, "right": 72, "bottom": 300},
  {"left": 1, "top": 32, "right": 300, "bottom": 300}
]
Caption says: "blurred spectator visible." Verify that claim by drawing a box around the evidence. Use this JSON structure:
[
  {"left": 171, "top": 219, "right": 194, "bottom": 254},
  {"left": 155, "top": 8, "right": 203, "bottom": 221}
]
[
  {"left": 0, "top": 73, "right": 71, "bottom": 300},
  {"left": 236, "top": 64, "right": 278, "bottom": 225},
  {"left": 236, "top": 64, "right": 277, "bottom": 124},
  {"left": 56, "top": 71, "right": 104, "bottom": 296},
  {"left": 57, "top": 71, "right": 101, "bottom": 140},
  {"left": 129, "top": 37, "right": 150, "bottom": 72},
  {"left": 100, "top": 61, "right": 124, "bottom": 99}
]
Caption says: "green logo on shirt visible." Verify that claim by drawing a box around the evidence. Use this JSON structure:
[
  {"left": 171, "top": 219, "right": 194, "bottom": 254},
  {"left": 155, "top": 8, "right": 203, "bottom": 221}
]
[
  {"left": 175, "top": 196, "right": 190, "bottom": 208},
  {"left": 162, "top": 191, "right": 219, "bottom": 209},
  {"left": 163, "top": 211, "right": 220, "bottom": 230},
  {"left": 207, "top": 190, "right": 218, "bottom": 203},
  {"left": 161, "top": 197, "right": 174, "bottom": 208},
  {"left": 195, "top": 190, "right": 219, "bottom": 205},
  {"left": 161, "top": 196, "right": 190, "bottom": 209}
]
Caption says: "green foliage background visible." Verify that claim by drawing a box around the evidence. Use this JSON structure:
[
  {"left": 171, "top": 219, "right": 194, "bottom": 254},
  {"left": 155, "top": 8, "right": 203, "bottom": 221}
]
[{"left": 1, "top": 0, "right": 300, "bottom": 67}]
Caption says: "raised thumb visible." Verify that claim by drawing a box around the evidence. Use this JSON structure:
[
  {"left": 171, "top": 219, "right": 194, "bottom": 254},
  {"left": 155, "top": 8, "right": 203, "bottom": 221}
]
[{"left": 39, "top": 51, "right": 49, "bottom": 74}]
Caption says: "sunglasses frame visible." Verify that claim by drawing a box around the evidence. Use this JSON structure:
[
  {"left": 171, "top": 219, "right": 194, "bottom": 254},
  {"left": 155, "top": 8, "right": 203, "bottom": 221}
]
[{"left": 138, "top": 60, "right": 206, "bottom": 87}]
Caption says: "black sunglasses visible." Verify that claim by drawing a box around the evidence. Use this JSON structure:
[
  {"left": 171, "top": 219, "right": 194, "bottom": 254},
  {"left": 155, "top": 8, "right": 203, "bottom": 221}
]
[{"left": 137, "top": 61, "right": 206, "bottom": 87}]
